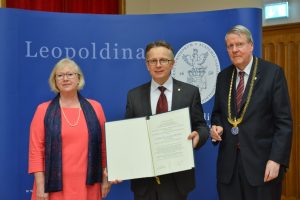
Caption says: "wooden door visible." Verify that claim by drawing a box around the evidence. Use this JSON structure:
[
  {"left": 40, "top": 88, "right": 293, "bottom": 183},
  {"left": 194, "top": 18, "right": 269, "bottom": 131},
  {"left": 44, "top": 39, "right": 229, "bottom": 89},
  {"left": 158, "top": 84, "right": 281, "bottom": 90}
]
[{"left": 263, "top": 23, "right": 300, "bottom": 200}]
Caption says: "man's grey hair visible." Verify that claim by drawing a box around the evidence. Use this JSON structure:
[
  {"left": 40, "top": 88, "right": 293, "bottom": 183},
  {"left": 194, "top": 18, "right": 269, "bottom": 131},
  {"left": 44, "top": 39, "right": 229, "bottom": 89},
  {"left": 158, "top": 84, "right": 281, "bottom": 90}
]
[{"left": 225, "top": 25, "right": 254, "bottom": 44}]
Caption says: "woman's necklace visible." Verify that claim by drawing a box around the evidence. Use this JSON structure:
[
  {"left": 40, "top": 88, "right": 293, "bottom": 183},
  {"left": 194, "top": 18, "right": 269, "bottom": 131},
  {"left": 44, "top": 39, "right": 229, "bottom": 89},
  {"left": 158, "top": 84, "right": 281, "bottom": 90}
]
[
  {"left": 227, "top": 57, "right": 258, "bottom": 135},
  {"left": 60, "top": 99, "right": 81, "bottom": 127}
]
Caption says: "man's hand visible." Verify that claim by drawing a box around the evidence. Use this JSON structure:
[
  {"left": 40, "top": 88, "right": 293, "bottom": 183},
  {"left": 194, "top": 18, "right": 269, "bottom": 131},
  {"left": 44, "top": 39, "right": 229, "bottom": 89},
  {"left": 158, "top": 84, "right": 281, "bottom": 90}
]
[
  {"left": 210, "top": 125, "right": 223, "bottom": 142},
  {"left": 188, "top": 131, "right": 199, "bottom": 148},
  {"left": 264, "top": 160, "right": 280, "bottom": 182}
]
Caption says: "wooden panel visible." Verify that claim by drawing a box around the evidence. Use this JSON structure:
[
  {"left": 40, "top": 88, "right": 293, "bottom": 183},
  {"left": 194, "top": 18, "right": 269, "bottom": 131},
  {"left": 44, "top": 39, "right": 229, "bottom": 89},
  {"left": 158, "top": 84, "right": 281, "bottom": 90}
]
[
  {"left": 263, "top": 23, "right": 300, "bottom": 200},
  {"left": 0, "top": 0, "right": 6, "bottom": 7},
  {"left": 119, "top": 0, "right": 126, "bottom": 14}
]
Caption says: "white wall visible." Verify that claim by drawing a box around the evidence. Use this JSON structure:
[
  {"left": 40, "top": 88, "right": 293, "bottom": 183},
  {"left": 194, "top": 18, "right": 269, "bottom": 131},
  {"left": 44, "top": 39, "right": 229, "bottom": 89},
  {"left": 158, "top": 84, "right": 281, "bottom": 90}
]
[
  {"left": 125, "top": 0, "right": 300, "bottom": 26},
  {"left": 126, "top": 0, "right": 262, "bottom": 14}
]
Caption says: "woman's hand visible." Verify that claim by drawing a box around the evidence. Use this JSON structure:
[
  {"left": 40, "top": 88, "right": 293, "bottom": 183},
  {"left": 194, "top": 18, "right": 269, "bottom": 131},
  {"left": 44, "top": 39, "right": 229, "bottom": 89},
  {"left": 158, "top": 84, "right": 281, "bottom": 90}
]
[
  {"left": 101, "top": 168, "right": 112, "bottom": 198},
  {"left": 36, "top": 185, "right": 49, "bottom": 200},
  {"left": 34, "top": 172, "right": 49, "bottom": 200}
]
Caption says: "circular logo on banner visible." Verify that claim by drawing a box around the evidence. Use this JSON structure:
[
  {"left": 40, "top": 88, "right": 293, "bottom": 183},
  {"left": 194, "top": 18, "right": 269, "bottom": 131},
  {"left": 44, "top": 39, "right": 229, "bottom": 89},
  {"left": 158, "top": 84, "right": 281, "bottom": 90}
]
[{"left": 172, "top": 41, "right": 220, "bottom": 104}]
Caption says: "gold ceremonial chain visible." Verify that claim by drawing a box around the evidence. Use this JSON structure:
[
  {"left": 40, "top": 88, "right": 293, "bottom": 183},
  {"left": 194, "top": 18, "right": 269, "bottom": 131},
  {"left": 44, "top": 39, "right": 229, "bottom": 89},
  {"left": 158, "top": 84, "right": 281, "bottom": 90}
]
[{"left": 227, "top": 57, "right": 258, "bottom": 127}]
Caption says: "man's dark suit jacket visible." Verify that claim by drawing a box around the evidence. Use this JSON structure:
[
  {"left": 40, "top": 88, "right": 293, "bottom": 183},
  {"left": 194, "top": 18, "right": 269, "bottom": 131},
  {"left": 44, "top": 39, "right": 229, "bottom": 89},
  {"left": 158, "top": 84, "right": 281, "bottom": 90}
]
[
  {"left": 125, "top": 78, "right": 209, "bottom": 196},
  {"left": 212, "top": 56, "right": 293, "bottom": 186}
]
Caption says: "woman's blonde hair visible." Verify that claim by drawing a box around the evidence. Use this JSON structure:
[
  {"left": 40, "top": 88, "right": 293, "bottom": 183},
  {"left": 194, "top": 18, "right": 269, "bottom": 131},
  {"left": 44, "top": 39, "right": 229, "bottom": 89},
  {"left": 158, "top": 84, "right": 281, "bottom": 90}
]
[{"left": 48, "top": 58, "right": 85, "bottom": 93}]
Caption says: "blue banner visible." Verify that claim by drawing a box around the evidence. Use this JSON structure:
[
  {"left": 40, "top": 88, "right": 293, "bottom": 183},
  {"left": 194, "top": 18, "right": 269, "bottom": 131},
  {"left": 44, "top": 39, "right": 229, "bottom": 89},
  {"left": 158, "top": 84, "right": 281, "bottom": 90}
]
[{"left": 0, "top": 8, "right": 261, "bottom": 200}]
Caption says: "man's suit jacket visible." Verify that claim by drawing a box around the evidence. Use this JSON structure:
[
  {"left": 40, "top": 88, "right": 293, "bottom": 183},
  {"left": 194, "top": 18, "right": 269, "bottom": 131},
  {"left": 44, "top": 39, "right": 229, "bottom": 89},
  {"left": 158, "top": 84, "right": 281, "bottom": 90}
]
[
  {"left": 125, "top": 78, "right": 209, "bottom": 195},
  {"left": 211, "top": 56, "right": 293, "bottom": 186}
]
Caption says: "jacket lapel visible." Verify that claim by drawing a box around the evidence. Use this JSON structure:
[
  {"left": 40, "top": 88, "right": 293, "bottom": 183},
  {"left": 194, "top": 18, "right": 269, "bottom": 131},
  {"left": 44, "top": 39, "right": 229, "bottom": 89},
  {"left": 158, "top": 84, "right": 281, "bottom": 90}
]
[
  {"left": 144, "top": 82, "right": 153, "bottom": 115},
  {"left": 171, "top": 79, "right": 182, "bottom": 110},
  {"left": 230, "top": 67, "right": 239, "bottom": 116},
  {"left": 240, "top": 56, "right": 261, "bottom": 114}
]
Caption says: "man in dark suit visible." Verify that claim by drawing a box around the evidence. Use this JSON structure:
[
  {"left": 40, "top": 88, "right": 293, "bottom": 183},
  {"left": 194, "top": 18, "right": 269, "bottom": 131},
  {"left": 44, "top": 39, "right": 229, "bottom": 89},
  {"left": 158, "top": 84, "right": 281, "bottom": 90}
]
[
  {"left": 125, "top": 40, "right": 209, "bottom": 200},
  {"left": 210, "top": 25, "right": 293, "bottom": 200}
]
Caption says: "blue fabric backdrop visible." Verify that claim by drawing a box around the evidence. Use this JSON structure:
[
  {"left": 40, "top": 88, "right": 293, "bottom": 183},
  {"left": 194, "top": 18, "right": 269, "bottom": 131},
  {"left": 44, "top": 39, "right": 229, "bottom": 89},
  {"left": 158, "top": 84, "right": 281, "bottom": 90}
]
[{"left": 0, "top": 8, "right": 261, "bottom": 200}]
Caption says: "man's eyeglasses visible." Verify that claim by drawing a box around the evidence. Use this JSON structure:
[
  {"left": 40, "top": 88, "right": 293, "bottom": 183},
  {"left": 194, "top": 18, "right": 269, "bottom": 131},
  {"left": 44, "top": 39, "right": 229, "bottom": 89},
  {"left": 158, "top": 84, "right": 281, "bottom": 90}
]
[
  {"left": 56, "top": 72, "right": 78, "bottom": 80},
  {"left": 226, "top": 42, "right": 247, "bottom": 50},
  {"left": 147, "top": 58, "right": 173, "bottom": 66}
]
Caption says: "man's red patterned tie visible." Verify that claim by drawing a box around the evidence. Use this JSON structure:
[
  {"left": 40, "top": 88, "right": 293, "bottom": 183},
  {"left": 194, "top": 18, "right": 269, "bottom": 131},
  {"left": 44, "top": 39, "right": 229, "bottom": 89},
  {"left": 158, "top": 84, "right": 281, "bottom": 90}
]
[
  {"left": 156, "top": 86, "right": 168, "bottom": 114},
  {"left": 236, "top": 71, "right": 245, "bottom": 112}
]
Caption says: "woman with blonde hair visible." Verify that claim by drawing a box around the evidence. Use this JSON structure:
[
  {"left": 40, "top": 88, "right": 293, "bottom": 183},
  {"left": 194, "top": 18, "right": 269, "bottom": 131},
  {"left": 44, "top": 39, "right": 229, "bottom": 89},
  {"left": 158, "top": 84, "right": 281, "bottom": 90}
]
[{"left": 29, "top": 58, "right": 111, "bottom": 200}]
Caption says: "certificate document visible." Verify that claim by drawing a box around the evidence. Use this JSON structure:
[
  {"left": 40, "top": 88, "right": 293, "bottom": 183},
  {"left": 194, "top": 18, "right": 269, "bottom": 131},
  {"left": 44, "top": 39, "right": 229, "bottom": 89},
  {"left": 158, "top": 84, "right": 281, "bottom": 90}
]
[{"left": 105, "top": 107, "right": 194, "bottom": 181}]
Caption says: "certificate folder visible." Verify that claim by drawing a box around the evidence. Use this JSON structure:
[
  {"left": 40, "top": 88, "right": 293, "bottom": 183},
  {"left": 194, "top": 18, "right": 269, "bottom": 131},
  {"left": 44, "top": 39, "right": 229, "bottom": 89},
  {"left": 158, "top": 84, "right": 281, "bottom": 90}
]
[{"left": 105, "top": 107, "right": 194, "bottom": 181}]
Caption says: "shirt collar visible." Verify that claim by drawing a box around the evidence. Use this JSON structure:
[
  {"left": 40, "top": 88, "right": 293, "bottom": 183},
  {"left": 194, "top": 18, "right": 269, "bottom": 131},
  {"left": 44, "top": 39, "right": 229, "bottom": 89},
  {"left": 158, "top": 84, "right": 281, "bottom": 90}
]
[
  {"left": 151, "top": 76, "right": 173, "bottom": 92},
  {"left": 236, "top": 55, "right": 253, "bottom": 76}
]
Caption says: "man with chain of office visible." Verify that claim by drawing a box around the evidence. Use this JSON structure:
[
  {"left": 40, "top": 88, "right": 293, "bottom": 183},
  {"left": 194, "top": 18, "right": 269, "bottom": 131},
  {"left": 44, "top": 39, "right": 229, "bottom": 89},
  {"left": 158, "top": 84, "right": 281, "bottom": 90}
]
[{"left": 210, "top": 25, "right": 293, "bottom": 200}]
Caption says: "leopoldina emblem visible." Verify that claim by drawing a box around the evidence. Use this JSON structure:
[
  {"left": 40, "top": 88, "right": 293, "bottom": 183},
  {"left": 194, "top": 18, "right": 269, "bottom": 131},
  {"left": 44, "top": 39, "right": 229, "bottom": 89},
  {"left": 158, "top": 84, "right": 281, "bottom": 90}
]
[{"left": 172, "top": 41, "right": 220, "bottom": 104}]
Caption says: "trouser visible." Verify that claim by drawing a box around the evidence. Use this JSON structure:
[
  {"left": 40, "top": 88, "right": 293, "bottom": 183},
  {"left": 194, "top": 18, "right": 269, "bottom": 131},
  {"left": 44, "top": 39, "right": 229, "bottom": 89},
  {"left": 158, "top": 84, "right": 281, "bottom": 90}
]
[
  {"left": 217, "top": 150, "right": 284, "bottom": 200},
  {"left": 134, "top": 175, "right": 187, "bottom": 200}
]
